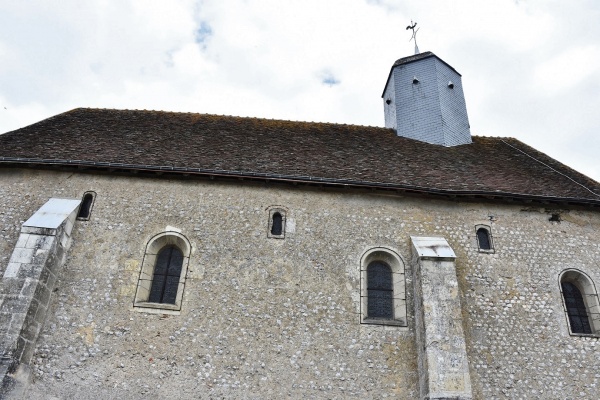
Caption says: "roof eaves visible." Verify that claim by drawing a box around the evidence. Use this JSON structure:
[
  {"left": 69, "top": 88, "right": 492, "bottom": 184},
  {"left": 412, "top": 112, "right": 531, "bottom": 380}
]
[{"left": 2, "top": 157, "right": 600, "bottom": 207}]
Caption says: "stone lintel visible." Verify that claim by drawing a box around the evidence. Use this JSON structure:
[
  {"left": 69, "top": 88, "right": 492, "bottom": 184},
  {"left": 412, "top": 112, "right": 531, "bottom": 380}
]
[{"left": 411, "top": 236, "right": 472, "bottom": 400}]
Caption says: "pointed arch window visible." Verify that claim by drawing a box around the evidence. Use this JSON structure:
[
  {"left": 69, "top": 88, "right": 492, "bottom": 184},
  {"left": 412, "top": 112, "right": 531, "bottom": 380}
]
[{"left": 76, "top": 191, "right": 96, "bottom": 220}]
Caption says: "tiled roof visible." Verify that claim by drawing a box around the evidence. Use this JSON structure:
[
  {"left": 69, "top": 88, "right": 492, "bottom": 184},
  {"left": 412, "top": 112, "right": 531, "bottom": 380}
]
[{"left": 1, "top": 108, "right": 599, "bottom": 206}]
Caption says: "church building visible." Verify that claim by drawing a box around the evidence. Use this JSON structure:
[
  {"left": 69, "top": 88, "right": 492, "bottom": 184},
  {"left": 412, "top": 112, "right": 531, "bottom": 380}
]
[{"left": 1, "top": 51, "right": 599, "bottom": 399}]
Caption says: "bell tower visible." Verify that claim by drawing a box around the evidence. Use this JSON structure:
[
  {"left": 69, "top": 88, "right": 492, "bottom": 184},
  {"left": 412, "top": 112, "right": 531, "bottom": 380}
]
[{"left": 382, "top": 51, "right": 472, "bottom": 146}]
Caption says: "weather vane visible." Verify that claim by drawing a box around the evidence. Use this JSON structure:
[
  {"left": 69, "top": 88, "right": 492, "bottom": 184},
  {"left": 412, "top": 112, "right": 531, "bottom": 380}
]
[{"left": 406, "top": 20, "right": 420, "bottom": 54}]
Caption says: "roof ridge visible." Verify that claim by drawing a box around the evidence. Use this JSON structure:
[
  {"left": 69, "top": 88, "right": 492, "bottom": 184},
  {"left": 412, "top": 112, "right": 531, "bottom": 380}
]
[{"left": 69, "top": 107, "right": 393, "bottom": 131}]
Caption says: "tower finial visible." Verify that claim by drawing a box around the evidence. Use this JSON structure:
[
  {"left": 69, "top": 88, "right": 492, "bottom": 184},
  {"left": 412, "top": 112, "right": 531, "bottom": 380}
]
[{"left": 406, "top": 20, "right": 420, "bottom": 54}]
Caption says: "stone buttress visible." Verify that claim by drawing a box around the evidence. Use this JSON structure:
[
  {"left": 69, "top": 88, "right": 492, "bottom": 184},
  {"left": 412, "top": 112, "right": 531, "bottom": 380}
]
[
  {"left": 411, "top": 236, "right": 473, "bottom": 400},
  {"left": 0, "top": 198, "right": 80, "bottom": 397}
]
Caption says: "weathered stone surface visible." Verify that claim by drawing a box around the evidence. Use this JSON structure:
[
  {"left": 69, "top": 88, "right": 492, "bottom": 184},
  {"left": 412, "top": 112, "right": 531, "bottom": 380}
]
[
  {"left": 0, "top": 168, "right": 599, "bottom": 399},
  {"left": 412, "top": 236, "right": 472, "bottom": 400},
  {"left": 0, "top": 196, "right": 80, "bottom": 397}
]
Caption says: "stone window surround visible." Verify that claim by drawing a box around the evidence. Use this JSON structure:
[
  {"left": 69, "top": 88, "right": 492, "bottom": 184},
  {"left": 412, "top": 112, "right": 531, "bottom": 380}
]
[
  {"left": 76, "top": 191, "right": 96, "bottom": 221},
  {"left": 559, "top": 269, "right": 600, "bottom": 337},
  {"left": 475, "top": 224, "right": 494, "bottom": 253},
  {"left": 266, "top": 205, "right": 287, "bottom": 239},
  {"left": 133, "top": 229, "right": 191, "bottom": 314},
  {"left": 360, "top": 247, "right": 407, "bottom": 327}
]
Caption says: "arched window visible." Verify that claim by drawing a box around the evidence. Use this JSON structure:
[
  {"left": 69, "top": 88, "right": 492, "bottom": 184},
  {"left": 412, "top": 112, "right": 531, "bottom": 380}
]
[
  {"left": 271, "top": 212, "right": 283, "bottom": 236},
  {"left": 267, "top": 206, "right": 287, "bottom": 239},
  {"left": 559, "top": 269, "right": 600, "bottom": 335},
  {"left": 149, "top": 246, "right": 184, "bottom": 304},
  {"left": 367, "top": 261, "right": 394, "bottom": 319},
  {"left": 476, "top": 228, "right": 490, "bottom": 250},
  {"left": 76, "top": 191, "right": 96, "bottom": 220},
  {"left": 360, "top": 247, "right": 406, "bottom": 326},
  {"left": 475, "top": 225, "right": 494, "bottom": 252},
  {"left": 134, "top": 230, "right": 191, "bottom": 313}
]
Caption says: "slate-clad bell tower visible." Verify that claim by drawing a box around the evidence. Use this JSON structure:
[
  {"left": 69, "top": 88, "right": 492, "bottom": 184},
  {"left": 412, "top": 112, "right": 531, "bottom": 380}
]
[{"left": 382, "top": 51, "right": 472, "bottom": 146}]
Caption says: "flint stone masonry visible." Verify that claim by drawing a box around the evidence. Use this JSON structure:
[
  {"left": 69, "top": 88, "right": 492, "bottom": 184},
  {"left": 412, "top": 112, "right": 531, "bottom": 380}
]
[
  {"left": 0, "top": 169, "right": 599, "bottom": 399},
  {"left": 0, "top": 198, "right": 80, "bottom": 397},
  {"left": 411, "top": 236, "right": 472, "bottom": 400}
]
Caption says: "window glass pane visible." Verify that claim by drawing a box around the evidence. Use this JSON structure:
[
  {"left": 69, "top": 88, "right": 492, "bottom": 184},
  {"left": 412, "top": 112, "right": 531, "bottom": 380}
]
[
  {"left": 77, "top": 193, "right": 94, "bottom": 219},
  {"left": 167, "top": 248, "right": 184, "bottom": 276},
  {"left": 162, "top": 276, "right": 179, "bottom": 304},
  {"left": 477, "top": 228, "right": 491, "bottom": 250},
  {"left": 368, "top": 289, "right": 393, "bottom": 319},
  {"left": 149, "top": 275, "right": 166, "bottom": 303},
  {"left": 367, "top": 262, "right": 393, "bottom": 290},
  {"left": 562, "top": 282, "right": 592, "bottom": 334},
  {"left": 150, "top": 246, "right": 183, "bottom": 304},
  {"left": 367, "top": 262, "right": 393, "bottom": 319},
  {"left": 271, "top": 212, "right": 283, "bottom": 235},
  {"left": 154, "top": 247, "right": 172, "bottom": 275}
]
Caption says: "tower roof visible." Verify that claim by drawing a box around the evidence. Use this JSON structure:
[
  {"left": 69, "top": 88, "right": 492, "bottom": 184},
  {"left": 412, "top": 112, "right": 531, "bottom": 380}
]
[{"left": 382, "top": 51, "right": 461, "bottom": 97}]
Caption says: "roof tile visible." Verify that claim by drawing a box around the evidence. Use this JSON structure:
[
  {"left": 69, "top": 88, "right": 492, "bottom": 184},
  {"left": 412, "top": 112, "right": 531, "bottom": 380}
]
[{"left": 1, "top": 108, "right": 599, "bottom": 204}]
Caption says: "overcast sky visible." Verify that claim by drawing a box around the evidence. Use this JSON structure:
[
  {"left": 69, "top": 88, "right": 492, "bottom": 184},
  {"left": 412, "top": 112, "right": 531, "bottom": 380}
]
[{"left": 1, "top": 0, "right": 599, "bottom": 182}]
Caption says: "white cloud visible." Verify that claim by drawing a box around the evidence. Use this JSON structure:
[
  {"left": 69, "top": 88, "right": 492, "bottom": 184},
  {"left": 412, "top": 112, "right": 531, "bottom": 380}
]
[
  {"left": 0, "top": 0, "right": 599, "bottom": 182},
  {"left": 534, "top": 46, "right": 600, "bottom": 95}
]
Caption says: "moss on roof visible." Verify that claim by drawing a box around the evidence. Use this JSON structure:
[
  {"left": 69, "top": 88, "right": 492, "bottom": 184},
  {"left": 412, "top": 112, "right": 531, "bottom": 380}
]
[{"left": 1, "top": 108, "right": 599, "bottom": 205}]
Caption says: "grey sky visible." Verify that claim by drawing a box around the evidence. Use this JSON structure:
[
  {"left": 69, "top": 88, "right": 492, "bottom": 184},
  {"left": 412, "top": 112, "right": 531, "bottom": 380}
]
[{"left": 1, "top": 0, "right": 599, "bottom": 182}]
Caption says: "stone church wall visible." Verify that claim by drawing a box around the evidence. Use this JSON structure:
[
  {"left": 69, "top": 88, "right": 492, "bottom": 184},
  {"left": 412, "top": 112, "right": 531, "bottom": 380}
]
[{"left": 1, "top": 168, "right": 599, "bottom": 399}]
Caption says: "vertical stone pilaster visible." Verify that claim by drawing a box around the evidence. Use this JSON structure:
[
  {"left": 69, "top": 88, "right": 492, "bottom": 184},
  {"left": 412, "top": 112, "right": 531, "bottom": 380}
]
[
  {"left": 0, "top": 198, "right": 80, "bottom": 397},
  {"left": 411, "top": 236, "right": 472, "bottom": 400}
]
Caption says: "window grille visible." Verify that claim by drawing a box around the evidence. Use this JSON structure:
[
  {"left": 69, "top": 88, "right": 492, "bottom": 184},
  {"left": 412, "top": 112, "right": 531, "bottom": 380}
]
[
  {"left": 134, "top": 231, "right": 191, "bottom": 313},
  {"left": 149, "top": 246, "right": 184, "bottom": 304},
  {"left": 561, "top": 281, "right": 592, "bottom": 334},
  {"left": 359, "top": 247, "right": 407, "bottom": 327},
  {"left": 367, "top": 261, "right": 394, "bottom": 319}
]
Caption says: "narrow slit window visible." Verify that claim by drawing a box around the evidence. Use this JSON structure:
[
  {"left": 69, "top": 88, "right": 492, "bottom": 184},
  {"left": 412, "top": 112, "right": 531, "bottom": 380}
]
[
  {"left": 561, "top": 281, "right": 592, "bottom": 334},
  {"left": 267, "top": 207, "right": 287, "bottom": 238},
  {"left": 77, "top": 192, "right": 95, "bottom": 220},
  {"left": 367, "top": 261, "right": 394, "bottom": 319},
  {"left": 271, "top": 212, "right": 283, "bottom": 236},
  {"left": 149, "top": 246, "right": 183, "bottom": 304},
  {"left": 476, "top": 227, "right": 492, "bottom": 251}
]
